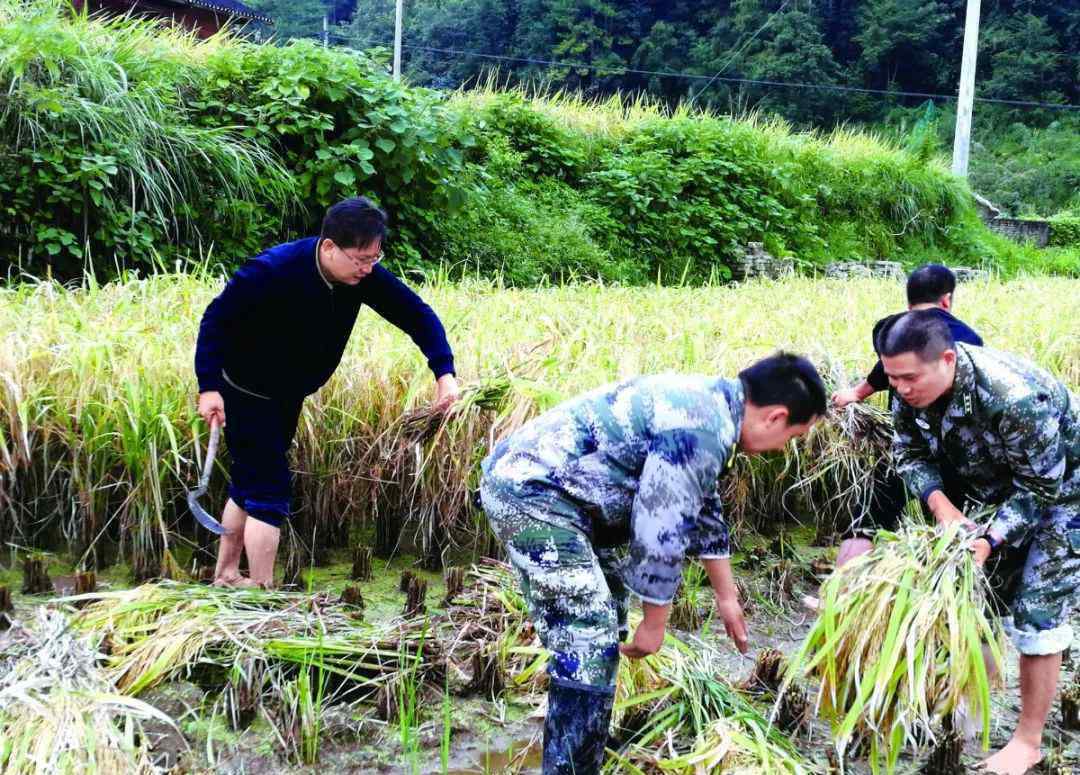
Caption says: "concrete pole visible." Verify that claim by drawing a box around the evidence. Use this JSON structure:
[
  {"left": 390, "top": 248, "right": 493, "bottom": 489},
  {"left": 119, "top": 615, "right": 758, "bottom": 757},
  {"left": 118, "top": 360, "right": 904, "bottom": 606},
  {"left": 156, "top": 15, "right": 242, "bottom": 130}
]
[
  {"left": 393, "top": 0, "right": 404, "bottom": 81},
  {"left": 951, "top": 0, "right": 982, "bottom": 178}
]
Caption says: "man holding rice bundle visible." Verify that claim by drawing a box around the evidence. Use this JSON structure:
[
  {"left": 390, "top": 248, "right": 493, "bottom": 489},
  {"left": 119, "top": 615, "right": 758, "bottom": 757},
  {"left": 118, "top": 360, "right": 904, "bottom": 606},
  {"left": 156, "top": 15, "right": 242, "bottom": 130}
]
[
  {"left": 879, "top": 310, "right": 1080, "bottom": 775},
  {"left": 479, "top": 353, "right": 826, "bottom": 774},
  {"left": 194, "top": 197, "right": 459, "bottom": 588}
]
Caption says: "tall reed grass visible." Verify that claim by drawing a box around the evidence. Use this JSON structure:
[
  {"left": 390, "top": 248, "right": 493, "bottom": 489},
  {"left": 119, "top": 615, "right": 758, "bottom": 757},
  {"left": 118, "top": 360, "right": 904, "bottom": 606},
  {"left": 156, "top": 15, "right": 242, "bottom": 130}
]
[{"left": 1, "top": 275, "right": 1077, "bottom": 575}]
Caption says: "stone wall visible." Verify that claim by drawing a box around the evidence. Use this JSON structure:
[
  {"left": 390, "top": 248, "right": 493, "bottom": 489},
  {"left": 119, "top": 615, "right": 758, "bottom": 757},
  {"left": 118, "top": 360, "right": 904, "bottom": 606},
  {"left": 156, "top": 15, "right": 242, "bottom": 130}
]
[
  {"left": 729, "top": 243, "right": 795, "bottom": 281},
  {"left": 824, "top": 261, "right": 904, "bottom": 280},
  {"left": 824, "top": 262, "right": 989, "bottom": 283},
  {"left": 986, "top": 218, "right": 1050, "bottom": 247}
]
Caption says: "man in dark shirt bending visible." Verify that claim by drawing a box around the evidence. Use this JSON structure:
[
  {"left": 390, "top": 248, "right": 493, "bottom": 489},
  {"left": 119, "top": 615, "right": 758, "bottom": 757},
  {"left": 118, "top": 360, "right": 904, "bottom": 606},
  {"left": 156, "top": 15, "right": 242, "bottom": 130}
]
[
  {"left": 830, "top": 264, "right": 983, "bottom": 567},
  {"left": 194, "top": 197, "right": 459, "bottom": 587}
]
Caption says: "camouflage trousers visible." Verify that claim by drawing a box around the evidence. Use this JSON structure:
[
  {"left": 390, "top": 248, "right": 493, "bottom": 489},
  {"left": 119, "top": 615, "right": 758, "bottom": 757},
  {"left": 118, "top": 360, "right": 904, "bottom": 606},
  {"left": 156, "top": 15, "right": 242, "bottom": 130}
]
[
  {"left": 997, "top": 501, "right": 1080, "bottom": 656},
  {"left": 480, "top": 480, "right": 627, "bottom": 691}
]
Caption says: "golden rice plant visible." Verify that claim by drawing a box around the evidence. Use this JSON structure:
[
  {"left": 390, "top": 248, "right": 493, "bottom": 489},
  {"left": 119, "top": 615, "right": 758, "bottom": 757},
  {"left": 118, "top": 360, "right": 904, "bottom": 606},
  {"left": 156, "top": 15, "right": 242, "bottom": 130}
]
[
  {"left": 780, "top": 522, "right": 1006, "bottom": 773},
  {"left": 1, "top": 276, "right": 1077, "bottom": 572}
]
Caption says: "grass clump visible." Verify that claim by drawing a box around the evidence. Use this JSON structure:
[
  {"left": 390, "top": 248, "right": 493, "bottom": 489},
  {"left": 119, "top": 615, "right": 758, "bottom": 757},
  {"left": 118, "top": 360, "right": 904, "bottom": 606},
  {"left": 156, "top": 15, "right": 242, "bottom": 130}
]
[{"left": 782, "top": 522, "right": 1005, "bottom": 773}]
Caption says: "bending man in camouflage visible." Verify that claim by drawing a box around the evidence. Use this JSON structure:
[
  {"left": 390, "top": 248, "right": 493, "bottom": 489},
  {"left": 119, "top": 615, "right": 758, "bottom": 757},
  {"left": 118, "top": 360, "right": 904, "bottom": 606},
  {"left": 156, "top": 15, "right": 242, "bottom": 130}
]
[
  {"left": 480, "top": 353, "right": 826, "bottom": 774},
  {"left": 881, "top": 310, "right": 1080, "bottom": 775}
]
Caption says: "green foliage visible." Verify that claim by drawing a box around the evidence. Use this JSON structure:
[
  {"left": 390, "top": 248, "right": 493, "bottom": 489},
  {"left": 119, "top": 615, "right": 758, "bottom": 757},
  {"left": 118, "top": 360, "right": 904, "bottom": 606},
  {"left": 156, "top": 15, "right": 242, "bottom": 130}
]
[
  {"left": 192, "top": 38, "right": 474, "bottom": 267},
  {"left": 1048, "top": 215, "right": 1080, "bottom": 249},
  {"left": 0, "top": 0, "right": 1067, "bottom": 285},
  {"left": 328, "top": 0, "right": 1079, "bottom": 218},
  {"left": 583, "top": 116, "right": 811, "bottom": 281},
  {"left": 0, "top": 1, "right": 292, "bottom": 278}
]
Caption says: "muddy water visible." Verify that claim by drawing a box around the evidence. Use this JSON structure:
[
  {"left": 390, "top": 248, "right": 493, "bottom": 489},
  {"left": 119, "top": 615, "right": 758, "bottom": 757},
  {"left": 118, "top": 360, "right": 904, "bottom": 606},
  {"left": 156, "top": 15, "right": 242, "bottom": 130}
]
[{"left": 443, "top": 733, "right": 542, "bottom": 775}]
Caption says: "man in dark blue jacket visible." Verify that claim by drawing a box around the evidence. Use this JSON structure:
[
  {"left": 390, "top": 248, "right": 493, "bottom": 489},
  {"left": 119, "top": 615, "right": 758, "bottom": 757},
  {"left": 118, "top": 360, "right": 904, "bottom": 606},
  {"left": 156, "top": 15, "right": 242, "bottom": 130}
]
[{"left": 194, "top": 197, "right": 458, "bottom": 587}]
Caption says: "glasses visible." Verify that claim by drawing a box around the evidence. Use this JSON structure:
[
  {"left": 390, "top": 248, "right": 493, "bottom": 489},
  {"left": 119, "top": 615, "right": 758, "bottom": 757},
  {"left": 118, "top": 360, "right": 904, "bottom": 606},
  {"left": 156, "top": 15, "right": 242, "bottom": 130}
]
[{"left": 340, "top": 246, "right": 384, "bottom": 269}]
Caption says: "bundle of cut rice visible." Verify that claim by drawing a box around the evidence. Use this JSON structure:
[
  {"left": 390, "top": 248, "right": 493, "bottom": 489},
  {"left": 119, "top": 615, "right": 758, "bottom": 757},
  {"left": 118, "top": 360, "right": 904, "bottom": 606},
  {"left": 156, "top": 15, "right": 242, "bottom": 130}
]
[{"left": 781, "top": 522, "right": 1005, "bottom": 773}]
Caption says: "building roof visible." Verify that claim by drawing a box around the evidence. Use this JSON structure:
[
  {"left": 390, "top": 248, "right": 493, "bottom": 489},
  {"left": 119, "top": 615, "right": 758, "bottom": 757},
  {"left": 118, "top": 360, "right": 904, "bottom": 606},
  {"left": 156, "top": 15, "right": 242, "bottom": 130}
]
[{"left": 171, "top": 0, "right": 273, "bottom": 24}]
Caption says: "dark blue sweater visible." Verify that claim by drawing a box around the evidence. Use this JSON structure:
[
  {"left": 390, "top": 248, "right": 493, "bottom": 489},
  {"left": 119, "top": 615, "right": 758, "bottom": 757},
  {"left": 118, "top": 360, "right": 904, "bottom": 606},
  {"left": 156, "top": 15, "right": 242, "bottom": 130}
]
[
  {"left": 195, "top": 237, "right": 455, "bottom": 399},
  {"left": 867, "top": 308, "right": 983, "bottom": 391}
]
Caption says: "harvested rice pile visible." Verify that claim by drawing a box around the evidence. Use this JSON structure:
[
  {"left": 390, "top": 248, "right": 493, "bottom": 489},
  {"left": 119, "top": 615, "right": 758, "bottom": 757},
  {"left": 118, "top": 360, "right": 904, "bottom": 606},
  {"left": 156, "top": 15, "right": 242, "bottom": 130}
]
[
  {"left": 69, "top": 581, "right": 440, "bottom": 697},
  {"left": 782, "top": 522, "right": 1005, "bottom": 773},
  {"left": 0, "top": 609, "right": 172, "bottom": 774}
]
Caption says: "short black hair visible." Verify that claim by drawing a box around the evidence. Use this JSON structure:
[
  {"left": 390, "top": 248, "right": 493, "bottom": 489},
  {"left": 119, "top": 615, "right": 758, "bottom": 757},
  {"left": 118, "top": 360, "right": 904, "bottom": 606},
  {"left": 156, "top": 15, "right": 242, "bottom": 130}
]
[
  {"left": 906, "top": 264, "right": 956, "bottom": 306},
  {"left": 321, "top": 196, "right": 387, "bottom": 249},
  {"left": 738, "top": 352, "right": 826, "bottom": 425},
  {"left": 877, "top": 309, "right": 955, "bottom": 362}
]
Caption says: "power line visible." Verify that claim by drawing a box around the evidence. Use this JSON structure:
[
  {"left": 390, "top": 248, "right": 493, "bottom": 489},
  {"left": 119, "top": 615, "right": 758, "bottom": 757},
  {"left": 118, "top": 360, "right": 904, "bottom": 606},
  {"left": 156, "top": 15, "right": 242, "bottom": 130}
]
[
  {"left": 689, "top": 0, "right": 793, "bottom": 105},
  {"left": 380, "top": 42, "right": 1079, "bottom": 111},
  {"left": 319, "top": 32, "right": 1078, "bottom": 111}
]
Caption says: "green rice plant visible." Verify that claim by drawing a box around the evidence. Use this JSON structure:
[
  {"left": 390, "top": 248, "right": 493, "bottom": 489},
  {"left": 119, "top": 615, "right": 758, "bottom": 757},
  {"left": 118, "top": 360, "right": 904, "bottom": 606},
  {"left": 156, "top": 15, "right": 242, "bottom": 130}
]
[
  {"left": 396, "top": 630, "right": 423, "bottom": 772},
  {"left": 275, "top": 668, "right": 323, "bottom": 765},
  {"left": 440, "top": 674, "right": 453, "bottom": 774},
  {"left": 781, "top": 522, "right": 1006, "bottom": 773},
  {"left": 0, "top": 608, "right": 175, "bottom": 775}
]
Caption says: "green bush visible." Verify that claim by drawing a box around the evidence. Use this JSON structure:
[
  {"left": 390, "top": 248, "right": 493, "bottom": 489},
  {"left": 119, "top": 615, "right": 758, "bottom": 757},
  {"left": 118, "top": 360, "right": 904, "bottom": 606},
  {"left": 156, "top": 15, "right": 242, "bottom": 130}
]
[
  {"left": 1048, "top": 215, "right": 1080, "bottom": 248},
  {"left": 0, "top": 2, "right": 292, "bottom": 278}
]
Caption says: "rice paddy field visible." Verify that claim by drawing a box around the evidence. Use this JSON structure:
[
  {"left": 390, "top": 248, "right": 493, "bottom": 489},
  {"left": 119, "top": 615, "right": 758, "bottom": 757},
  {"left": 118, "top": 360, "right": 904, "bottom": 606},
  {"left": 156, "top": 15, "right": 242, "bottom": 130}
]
[{"left": 2, "top": 274, "right": 1080, "bottom": 773}]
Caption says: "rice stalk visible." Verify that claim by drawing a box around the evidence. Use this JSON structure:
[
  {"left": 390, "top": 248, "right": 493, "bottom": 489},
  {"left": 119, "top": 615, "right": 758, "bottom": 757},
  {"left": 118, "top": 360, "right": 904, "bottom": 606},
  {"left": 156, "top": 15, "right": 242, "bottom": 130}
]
[
  {"left": 1, "top": 276, "right": 1076, "bottom": 572},
  {"left": 68, "top": 582, "right": 441, "bottom": 697}
]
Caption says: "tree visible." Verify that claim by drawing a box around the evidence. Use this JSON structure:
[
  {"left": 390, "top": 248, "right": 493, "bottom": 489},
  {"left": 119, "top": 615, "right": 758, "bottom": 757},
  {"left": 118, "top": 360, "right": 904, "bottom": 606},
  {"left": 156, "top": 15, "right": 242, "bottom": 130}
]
[
  {"left": 981, "top": 14, "right": 1067, "bottom": 106},
  {"left": 740, "top": 6, "right": 845, "bottom": 124},
  {"left": 854, "top": 0, "right": 955, "bottom": 92}
]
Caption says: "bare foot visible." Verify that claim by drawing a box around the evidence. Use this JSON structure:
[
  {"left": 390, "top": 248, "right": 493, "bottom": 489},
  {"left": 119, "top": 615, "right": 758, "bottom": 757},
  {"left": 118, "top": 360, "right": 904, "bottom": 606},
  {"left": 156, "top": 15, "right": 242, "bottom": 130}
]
[
  {"left": 981, "top": 737, "right": 1042, "bottom": 775},
  {"left": 212, "top": 573, "right": 256, "bottom": 588}
]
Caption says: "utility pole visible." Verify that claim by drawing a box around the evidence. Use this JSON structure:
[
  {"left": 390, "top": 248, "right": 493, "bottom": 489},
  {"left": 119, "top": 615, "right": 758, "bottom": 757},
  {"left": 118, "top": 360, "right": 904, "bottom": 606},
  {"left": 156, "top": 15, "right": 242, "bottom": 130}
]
[
  {"left": 322, "top": 12, "right": 329, "bottom": 46},
  {"left": 393, "top": 0, "right": 404, "bottom": 81},
  {"left": 951, "top": 0, "right": 981, "bottom": 178}
]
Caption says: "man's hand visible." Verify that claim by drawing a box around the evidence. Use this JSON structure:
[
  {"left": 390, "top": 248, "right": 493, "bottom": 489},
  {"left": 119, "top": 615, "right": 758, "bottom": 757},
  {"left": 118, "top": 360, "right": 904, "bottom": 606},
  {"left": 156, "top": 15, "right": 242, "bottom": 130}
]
[
  {"left": 832, "top": 380, "right": 874, "bottom": 409},
  {"left": 620, "top": 619, "right": 665, "bottom": 659},
  {"left": 715, "top": 595, "right": 749, "bottom": 654},
  {"left": 433, "top": 374, "right": 460, "bottom": 410},
  {"left": 971, "top": 537, "right": 993, "bottom": 566},
  {"left": 832, "top": 387, "right": 862, "bottom": 409},
  {"left": 926, "top": 490, "right": 975, "bottom": 529},
  {"left": 197, "top": 391, "right": 225, "bottom": 427}
]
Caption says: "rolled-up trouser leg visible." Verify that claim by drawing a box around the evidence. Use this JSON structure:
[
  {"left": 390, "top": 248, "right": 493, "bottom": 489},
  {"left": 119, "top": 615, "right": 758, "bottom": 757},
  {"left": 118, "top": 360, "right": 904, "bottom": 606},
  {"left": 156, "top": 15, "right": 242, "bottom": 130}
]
[
  {"left": 543, "top": 680, "right": 615, "bottom": 775},
  {"left": 1005, "top": 503, "right": 1080, "bottom": 656}
]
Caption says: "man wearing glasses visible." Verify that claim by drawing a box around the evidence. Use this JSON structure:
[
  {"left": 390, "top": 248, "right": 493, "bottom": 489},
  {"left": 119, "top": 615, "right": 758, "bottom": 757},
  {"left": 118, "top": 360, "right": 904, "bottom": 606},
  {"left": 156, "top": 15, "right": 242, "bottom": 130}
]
[{"left": 194, "top": 196, "right": 458, "bottom": 587}]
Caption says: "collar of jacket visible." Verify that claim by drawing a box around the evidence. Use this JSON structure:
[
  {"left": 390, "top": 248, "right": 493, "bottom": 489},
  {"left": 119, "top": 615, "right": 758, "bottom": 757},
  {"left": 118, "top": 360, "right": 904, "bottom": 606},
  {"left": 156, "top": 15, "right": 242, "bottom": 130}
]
[
  {"left": 313, "top": 238, "right": 334, "bottom": 290},
  {"left": 943, "top": 342, "right": 978, "bottom": 421},
  {"left": 717, "top": 377, "right": 745, "bottom": 468}
]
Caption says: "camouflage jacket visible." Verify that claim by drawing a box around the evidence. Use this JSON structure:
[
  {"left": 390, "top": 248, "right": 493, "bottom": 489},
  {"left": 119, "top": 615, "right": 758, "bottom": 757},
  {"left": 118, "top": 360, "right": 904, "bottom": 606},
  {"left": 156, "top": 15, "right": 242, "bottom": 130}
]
[
  {"left": 892, "top": 343, "right": 1080, "bottom": 546},
  {"left": 481, "top": 375, "right": 744, "bottom": 605}
]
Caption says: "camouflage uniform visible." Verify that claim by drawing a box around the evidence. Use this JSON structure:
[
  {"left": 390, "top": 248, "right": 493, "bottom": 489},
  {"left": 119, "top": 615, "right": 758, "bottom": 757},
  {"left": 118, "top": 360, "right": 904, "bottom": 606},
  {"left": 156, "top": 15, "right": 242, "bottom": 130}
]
[
  {"left": 892, "top": 344, "right": 1080, "bottom": 655},
  {"left": 480, "top": 374, "right": 742, "bottom": 690}
]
